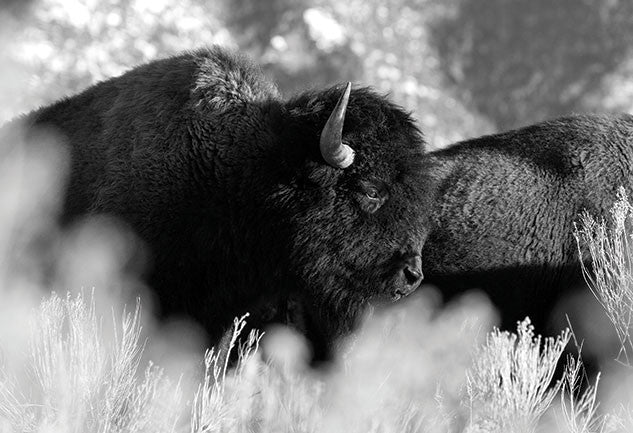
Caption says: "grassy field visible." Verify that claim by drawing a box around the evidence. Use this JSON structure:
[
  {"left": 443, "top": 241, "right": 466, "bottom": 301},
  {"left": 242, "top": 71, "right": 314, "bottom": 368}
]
[{"left": 0, "top": 132, "right": 632, "bottom": 432}]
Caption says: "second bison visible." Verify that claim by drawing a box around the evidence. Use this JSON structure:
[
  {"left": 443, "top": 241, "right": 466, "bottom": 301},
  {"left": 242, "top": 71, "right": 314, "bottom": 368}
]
[{"left": 422, "top": 114, "right": 633, "bottom": 334}]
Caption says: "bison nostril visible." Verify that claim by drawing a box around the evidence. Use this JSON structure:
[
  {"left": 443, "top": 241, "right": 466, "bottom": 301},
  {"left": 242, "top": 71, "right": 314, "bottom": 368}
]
[
  {"left": 401, "top": 254, "right": 423, "bottom": 287},
  {"left": 392, "top": 256, "right": 423, "bottom": 301},
  {"left": 403, "top": 266, "right": 423, "bottom": 286}
]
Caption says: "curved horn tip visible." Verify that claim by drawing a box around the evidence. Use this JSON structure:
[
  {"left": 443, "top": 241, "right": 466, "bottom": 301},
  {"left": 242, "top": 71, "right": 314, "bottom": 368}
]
[
  {"left": 338, "top": 82, "right": 351, "bottom": 111},
  {"left": 330, "top": 82, "right": 352, "bottom": 120},
  {"left": 343, "top": 81, "right": 352, "bottom": 98}
]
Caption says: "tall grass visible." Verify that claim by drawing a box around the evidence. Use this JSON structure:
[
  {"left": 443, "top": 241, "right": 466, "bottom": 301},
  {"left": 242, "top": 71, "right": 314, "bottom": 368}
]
[
  {"left": 0, "top": 286, "right": 613, "bottom": 433},
  {"left": 559, "top": 355, "right": 605, "bottom": 433},
  {"left": 465, "top": 318, "right": 570, "bottom": 432},
  {"left": 0, "top": 292, "right": 182, "bottom": 433},
  {"left": 571, "top": 187, "right": 633, "bottom": 433},
  {"left": 575, "top": 187, "right": 633, "bottom": 366}
]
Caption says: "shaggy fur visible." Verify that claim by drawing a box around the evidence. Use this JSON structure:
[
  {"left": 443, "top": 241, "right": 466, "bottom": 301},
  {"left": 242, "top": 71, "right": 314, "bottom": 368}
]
[
  {"left": 422, "top": 114, "right": 633, "bottom": 332},
  {"left": 9, "top": 46, "right": 433, "bottom": 357}
]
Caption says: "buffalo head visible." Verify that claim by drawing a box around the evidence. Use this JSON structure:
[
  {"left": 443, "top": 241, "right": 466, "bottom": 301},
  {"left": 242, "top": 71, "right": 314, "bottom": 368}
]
[{"left": 268, "top": 82, "right": 432, "bottom": 357}]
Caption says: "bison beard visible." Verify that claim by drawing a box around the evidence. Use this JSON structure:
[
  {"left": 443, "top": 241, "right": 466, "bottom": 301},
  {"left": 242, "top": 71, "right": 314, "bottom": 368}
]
[
  {"left": 5, "top": 46, "right": 433, "bottom": 359},
  {"left": 422, "top": 114, "right": 633, "bottom": 338}
]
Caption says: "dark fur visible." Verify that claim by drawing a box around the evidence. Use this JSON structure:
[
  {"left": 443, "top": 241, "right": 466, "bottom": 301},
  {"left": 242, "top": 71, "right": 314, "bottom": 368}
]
[
  {"left": 422, "top": 114, "right": 633, "bottom": 332},
  {"left": 8, "top": 47, "right": 432, "bottom": 357}
]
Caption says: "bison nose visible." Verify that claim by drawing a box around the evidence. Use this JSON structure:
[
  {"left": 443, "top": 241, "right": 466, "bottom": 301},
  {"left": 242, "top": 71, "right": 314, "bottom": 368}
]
[
  {"left": 395, "top": 255, "right": 423, "bottom": 299},
  {"left": 403, "top": 255, "right": 423, "bottom": 286},
  {"left": 404, "top": 266, "right": 423, "bottom": 286}
]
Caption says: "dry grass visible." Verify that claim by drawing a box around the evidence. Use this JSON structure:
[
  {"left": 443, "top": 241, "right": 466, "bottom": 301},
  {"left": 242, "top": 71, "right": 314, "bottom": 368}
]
[
  {"left": 558, "top": 355, "right": 606, "bottom": 433},
  {"left": 465, "top": 318, "right": 569, "bottom": 433},
  {"left": 0, "top": 288, "right": 611, "bottom": 433},
  {"left": 0, "top": 292, "right": 182, "bottom": 433},
  {"left": 575, "top": 187, "right": 633, "bottom": 366}
]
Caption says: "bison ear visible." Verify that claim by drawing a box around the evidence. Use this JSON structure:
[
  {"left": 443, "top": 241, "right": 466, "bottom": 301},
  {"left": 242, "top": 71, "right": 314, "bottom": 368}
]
[{"left": 303, "top": 160, "right": 339, "bottom": 188}]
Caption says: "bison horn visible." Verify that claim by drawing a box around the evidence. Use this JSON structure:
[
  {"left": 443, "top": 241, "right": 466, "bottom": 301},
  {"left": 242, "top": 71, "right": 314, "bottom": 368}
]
[{"left": 320, "top": 82, "right": 355, "bottom": 169}]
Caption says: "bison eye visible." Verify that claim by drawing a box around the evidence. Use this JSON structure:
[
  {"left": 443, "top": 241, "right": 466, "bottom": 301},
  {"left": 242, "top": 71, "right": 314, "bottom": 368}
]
[
  {"left": 359, "top": 181, "right": 388, "bottom": 213},
  {"left": 365, "top": 186, "right": 381, "bottom": 200}
]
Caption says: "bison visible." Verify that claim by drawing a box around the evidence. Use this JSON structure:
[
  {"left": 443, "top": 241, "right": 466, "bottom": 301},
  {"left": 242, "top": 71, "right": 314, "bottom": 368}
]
[
  {"left": 7, "top": 46, "right": 433, "bottom": 359},
  {"left": 421, "top": 113, "right": 633, "bottom": 336}
]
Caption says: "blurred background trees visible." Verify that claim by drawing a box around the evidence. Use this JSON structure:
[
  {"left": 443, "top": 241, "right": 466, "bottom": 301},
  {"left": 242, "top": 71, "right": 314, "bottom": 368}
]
[
  {"left": 431, "top": 0, "right": 633, "bottom": 130},
  {"left": 2, "top": 0, "right": 633, "bottom": 148}
]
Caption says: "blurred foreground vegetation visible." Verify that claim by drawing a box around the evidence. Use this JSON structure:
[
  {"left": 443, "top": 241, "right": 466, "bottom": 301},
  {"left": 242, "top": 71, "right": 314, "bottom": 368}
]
[
  {"left": 0, "top": 290, "right": 611, "bottom": 433},
  {"left": 3, "top": 0, "right": 633, "bottom": 147}
]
